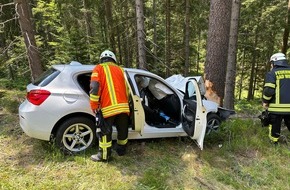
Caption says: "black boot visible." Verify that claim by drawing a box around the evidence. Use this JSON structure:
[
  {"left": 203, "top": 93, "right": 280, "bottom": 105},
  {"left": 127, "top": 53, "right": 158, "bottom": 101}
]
[{"left": 116, "top": 144, "right": 126, "bottom": 156}]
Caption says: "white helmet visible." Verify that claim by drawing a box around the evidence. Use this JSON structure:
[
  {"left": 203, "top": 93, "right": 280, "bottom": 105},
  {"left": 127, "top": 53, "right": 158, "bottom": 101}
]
[
  {"left": 100, "top": 50, "right": 117, "bottom": 63},
  {"left": 270, "top": 53, "right": 286, "bottom": 62},
  {"left": 270, "top": 53, "right": 288, "bottom": 66}
]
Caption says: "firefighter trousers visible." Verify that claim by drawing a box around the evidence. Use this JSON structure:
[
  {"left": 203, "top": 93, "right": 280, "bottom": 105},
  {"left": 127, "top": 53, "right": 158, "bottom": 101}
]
[
  {"left": 98, "top": 113, "right": 129, "bottom": 159},
  {"left": 268, "top": 113, "right": 290, "bottom": 142}
]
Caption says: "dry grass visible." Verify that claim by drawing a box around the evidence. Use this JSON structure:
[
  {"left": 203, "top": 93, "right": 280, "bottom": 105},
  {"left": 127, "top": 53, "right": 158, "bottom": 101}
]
[{"left": 1, "top": 89, "right": 290, "bottom": 190}]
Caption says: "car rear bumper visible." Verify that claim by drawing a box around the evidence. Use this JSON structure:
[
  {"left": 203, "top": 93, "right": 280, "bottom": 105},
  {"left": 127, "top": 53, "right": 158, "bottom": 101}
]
[{"left": 18, "top": 101, "right": 55, "bottom": 141}]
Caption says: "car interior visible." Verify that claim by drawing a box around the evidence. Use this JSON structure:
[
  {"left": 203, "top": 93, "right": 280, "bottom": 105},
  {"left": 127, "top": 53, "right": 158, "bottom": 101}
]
[
  {"left": 134, "top": 75, "right": 181, "bottom": 128},
  {"left": 77, "top": 73, "right": 91, "bottom": 95},
  {"left": 76, "top": 73, "right": 181, "bottom": 129}
]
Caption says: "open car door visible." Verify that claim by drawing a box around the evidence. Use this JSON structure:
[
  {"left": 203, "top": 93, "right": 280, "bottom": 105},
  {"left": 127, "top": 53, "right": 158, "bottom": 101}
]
[
  {"left": 125, "top": 71, "right": 145, "bottom": 135},
  {"left": 182, "top": 79, "right": 207, "bottom": 149}
]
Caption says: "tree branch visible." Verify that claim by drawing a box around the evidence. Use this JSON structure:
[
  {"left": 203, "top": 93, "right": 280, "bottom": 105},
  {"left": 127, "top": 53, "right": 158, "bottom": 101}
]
[{"left": 0, "top": 2, "right": 19, "bottom": 32}]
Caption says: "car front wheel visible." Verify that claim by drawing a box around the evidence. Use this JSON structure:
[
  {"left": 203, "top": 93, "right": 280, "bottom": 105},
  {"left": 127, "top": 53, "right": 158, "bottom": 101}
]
[
  {"left": 206, "top": 113, "right": 222, "bottom": 135},
  {"left": 55, "top": 117, "right": 96, "bottom": 154}
]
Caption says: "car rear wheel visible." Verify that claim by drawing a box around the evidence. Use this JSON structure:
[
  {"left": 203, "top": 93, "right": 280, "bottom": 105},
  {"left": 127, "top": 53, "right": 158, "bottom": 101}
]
[
  {"left": 206, "top": 113, "right": 222, "bottom": 135},
  {"left": 55, "top": 117, "right": 96, "bottom": 154}
]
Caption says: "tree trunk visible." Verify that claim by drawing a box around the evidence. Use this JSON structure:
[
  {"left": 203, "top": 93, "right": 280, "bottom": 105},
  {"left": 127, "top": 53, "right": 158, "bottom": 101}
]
[
  {"left": 123, "top": 1, "right": 130, "bottom": 68},
  {"left": 104, "top": 0, "right": 116, "bottom": 51},
  {"left": 204, "top": 0, "right": 232, "bottom": 106},
  {"left": 238, "top": 48, "right": 246, "bottom": 100},
  {"left": 196, "top": 30, "right": 201, "bottom": 75},
  {"left": 165, "top": 0, "right": 171, "bottom": 77},
  {"left": 184, "top": 0, "right": 190, "bottom": 76},
  {"left": 282, "top": 0, "right": 290, "bottom": 54},
  {"left": 15, "top": 0, "right": 43, "bottom": 81},
  {"left": 82, "top": 0, "right": 93, "bottom": 62},
  {"left": 136, "top": 0, "right": 147, "bottom": 69},
  {"left": 224, "top": 0, "right": 241, "bottom": 110},
  {"left": 247, "top": 31, "right": 258, "bottom": 101},
  {"left": 153, "top": 0, "right": 158, "bottom": 66}
]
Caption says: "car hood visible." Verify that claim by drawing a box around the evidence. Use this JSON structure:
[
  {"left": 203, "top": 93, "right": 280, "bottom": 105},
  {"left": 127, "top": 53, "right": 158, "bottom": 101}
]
[
  {"left": 165, "top": 74, "right": 206, "bottom": 96},
  {"left": 166, "top": 74, "right": 236, "bottom": 119},
  {"left": 165, "top": 74, "right": 188, "bottom": 92}
]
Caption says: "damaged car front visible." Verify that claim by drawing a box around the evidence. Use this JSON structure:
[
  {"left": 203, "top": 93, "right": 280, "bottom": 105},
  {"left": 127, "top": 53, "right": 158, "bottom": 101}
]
[{"left": 165, "top": 74, "right": 236, "bottom": 134}]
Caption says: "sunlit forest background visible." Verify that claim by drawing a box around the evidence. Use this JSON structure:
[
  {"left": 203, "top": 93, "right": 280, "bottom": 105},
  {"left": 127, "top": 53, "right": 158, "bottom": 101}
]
[{"left": 0, "top": 0, "right": 288, "bottom": 102}]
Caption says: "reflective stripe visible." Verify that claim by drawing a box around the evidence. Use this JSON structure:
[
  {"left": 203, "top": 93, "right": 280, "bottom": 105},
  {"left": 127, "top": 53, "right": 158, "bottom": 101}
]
[
  {"left": 276, "top": 80, "right": 280, "bottom": 104},
  {"left": 264, "top": 83, "right": 276, "bottom": 88},
  {"left": 117, "top": 139, "right": 128, "bottom": 145},
  {"left": 263, "top": 95, "right": 272, "bottom": 100},
  {"left": 99, "top": 141, "right": 111, "bottom": 148},
  {"left": 102, "top": 103, "right": 130, "bottom": 117},
  {"left": 91, "top": 73, "right": 98, "bottom": 78},
  {"left": 268, "top": 106, "right": 290, "bottom": 112},
  {"left": 90, "top": 94, "right": 99, "bottom": 101},
  {"left": 275, "top": 70, "right": 290, "bottom": 79},
  {"left": 268, "top": 125, "right": 279, "bottom": 142},
  {"left": 103, "top": 64, "right": 117, "bottom": 105},
  {"left": 269, "top": 103, "right": 290, "bottom": 108},
  {"left": 99, "top": 135, "right": 112, "bottom": 160}
]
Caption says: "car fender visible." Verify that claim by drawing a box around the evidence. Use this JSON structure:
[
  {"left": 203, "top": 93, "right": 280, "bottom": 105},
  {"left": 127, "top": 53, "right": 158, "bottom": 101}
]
[
  {"left": 217, "top": 107, "right": 236, "bottom": 120},
  {"left": 202, "top": 99, "right": 218, "bottom": 113}
]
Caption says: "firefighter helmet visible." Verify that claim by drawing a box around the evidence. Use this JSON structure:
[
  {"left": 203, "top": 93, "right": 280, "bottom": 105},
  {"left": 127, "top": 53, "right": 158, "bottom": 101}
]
[
  {"left": 100, "top": 50, "right": 117, "bottom": 63},
  {"left": 270, "top": 53, "right": 288, "bottom": 66}
]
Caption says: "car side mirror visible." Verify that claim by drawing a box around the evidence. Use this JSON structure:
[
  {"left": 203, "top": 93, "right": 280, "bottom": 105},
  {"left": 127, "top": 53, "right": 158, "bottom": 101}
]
[{"left": 184, "top": 81, "right": 196, "bottom": 99}]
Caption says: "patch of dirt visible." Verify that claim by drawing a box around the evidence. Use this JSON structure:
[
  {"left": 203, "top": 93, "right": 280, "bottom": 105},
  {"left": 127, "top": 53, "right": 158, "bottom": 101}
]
[{"left": 237, "top": 149, "right": 260, "bottom": 159}]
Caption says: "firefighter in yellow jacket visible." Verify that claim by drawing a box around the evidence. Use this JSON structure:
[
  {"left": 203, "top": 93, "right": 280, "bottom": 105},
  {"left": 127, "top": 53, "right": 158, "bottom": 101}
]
[
  {"left": 90, "top": 50, "right": 130, "bottom": 162},
  {"left": 262, "top": 53, "right": 290, "bottom": 144}
]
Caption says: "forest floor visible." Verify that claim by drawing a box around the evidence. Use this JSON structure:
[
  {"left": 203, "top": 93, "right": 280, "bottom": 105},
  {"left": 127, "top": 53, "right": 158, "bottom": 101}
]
[{"left": 1, "top": 88, "right": 290, "bottom": 190}]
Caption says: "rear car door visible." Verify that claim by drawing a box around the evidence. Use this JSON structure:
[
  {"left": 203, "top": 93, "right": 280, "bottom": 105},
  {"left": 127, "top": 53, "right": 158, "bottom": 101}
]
[{"left": 182, "top": 79, "right": 207, "bottom": 149}]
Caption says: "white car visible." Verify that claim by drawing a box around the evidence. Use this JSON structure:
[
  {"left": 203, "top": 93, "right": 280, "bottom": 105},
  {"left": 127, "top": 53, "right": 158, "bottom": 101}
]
[{"left": 19, "top": 61, "right": 235, "bottom": 154}]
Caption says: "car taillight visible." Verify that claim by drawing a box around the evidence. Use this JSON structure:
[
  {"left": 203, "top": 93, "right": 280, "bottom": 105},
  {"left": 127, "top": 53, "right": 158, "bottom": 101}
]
[{"left": 27, "top": 89, "right": 51, "bottom": 105}]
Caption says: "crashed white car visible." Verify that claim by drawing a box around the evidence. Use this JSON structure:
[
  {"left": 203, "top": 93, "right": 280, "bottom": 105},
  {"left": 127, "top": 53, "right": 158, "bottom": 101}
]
[
  {"left": 165, "top": 74, "right": 234, "bottom": 134},
  {"left": 19, "top": 61, "right": 235, "bottom": 154}
]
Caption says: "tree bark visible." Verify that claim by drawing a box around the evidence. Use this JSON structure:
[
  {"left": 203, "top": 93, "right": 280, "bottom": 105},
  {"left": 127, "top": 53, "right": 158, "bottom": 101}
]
[
  {"left": 153, "top": 0, "right": 158, "bottom": 66},
  {"left": 122, "top": 1, "right": 130, "bottom": 67},
  {"left": 136, "top": 0, "right": 147, "bottom": 69},
  {"left": 15, "top": 0, "right": 43, "bottom": 81},
  {"left": 281, "top": 0, "right": 290, "bottom": 54},
  {"left": 184, "top": 0, "right": 190, "bottom": 76},
  {"left": 204, "top": 0, "right": 232, "bottom": 106},
  {"left": 247, "top": 31, "right": 258, "bottom": 101},
  {"left": 104, "top": 0, "right": 116, "bottom": 51},
  {"left": 238, "top": 48, "right": 246, "bottom": 100},
  {"left": 224, "top": 0, "right": 241, "bottom": 109},
  {"left": 82, "top": 0, "right": 93, "bottom": 62},
  {"left": 165, "top": 0, "right": 171, "bottom": 77}
]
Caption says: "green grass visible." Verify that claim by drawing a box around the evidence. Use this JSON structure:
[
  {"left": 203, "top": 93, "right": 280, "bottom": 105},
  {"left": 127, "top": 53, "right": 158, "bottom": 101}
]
[{"left": 1, "top": 88, "right": 290, "bottom": 190}]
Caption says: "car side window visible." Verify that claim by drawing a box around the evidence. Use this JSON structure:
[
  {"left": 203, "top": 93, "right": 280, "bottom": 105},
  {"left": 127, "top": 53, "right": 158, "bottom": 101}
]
[
  {"left": 33, "top": 68, "right": 60, "bottom": 87},
  {"left": 77, "top": 73, "right": 91, "bottom": 95}
]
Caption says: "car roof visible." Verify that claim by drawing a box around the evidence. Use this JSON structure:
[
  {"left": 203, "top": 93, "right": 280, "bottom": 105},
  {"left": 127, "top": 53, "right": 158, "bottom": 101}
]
[
  {"left": 52, "top": 61, "right": 95, "bottom": 73},
  {"left": 51, "top": 61, "right": 155, "bottom": 76}
]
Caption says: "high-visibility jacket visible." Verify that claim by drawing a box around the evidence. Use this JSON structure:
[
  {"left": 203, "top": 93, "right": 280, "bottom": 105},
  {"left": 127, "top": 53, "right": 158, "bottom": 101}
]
[
  {"left": 262, "top": 65, "right": 290, "bottom": 114},
  {"left": 90, "top": 62, "right": 130, "bottom": 118}
]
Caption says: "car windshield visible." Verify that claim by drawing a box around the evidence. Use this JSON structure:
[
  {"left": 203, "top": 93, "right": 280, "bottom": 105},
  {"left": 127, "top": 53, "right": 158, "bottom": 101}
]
[{"left": 32, "top": 68, "right": 60, "bottom": 87}]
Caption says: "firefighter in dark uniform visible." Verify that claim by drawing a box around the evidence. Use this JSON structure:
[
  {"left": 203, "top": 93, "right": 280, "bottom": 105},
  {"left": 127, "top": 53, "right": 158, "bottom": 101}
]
[{"left": 262, "top": 53, "right": 290, "bottom": 144}]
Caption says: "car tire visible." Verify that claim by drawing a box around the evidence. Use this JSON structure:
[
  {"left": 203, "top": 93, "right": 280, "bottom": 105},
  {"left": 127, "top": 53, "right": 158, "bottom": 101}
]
[
  {"left": 206, "top": 113, "right": 222, "bottom": 135},
  {"left": 55, "top": 117, "right": 96, "bottom": 154}
]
